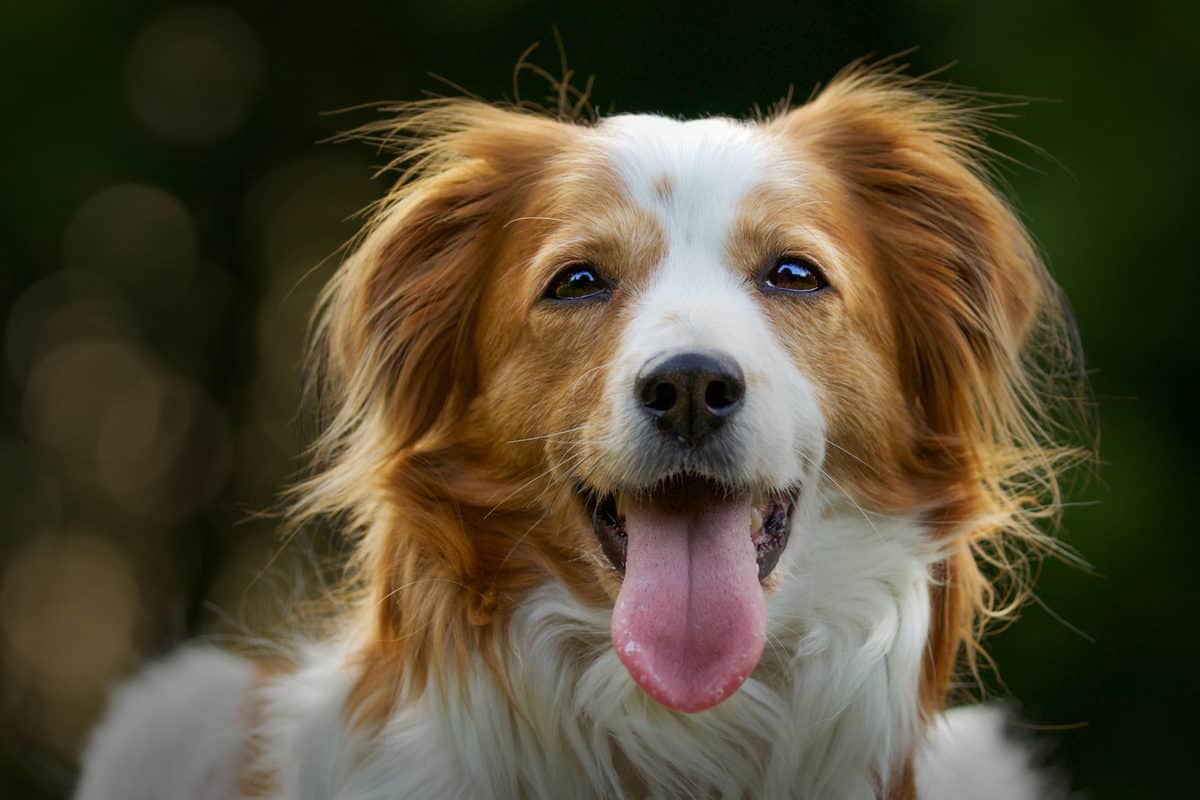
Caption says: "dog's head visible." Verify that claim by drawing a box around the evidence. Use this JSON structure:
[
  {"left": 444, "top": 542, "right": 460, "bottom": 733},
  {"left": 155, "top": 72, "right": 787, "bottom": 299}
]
[{"left": 296, "top": 68, "right": 1082, "bottom": 719}]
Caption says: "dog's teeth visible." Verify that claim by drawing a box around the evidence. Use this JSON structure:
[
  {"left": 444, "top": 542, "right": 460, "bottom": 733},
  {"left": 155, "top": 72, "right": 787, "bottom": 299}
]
[
  {"left": 615, "top": 493, "right": 626, "bottom": 518},
  {"left": 750, "top": 507, "right": 763, "bottom": 531}
]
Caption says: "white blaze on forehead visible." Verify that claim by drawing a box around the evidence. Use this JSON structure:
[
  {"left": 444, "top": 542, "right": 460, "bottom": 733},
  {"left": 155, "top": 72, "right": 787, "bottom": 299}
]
[
  {"left": 598, "top": 114, "right": 771, "bottom": 257},
  {"left": 597, "top": 114, "right": 778, "bottom": 351},
  {"left": 593, "top": 114, "right": 824, "bottom": 492}
]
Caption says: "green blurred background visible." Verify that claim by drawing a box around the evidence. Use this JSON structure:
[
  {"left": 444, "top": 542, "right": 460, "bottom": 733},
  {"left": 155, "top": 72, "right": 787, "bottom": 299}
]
[{"left": 1, "top": 1, "right": 1195, "bottom": 796}]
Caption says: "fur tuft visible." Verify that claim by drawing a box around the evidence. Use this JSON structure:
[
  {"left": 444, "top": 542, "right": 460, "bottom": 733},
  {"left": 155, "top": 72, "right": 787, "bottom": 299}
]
[
  {"left": 75, "top": 647, "right": 255, "bottom": 800},
  {"left": 916, "top": 705, "right": 1071, "bottom": 800}
]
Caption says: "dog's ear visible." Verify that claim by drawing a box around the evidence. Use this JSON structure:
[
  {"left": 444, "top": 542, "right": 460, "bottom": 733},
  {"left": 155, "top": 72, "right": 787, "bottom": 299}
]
[
  {"left": 775, "top": 70, "right": 1085, "bottom": 709},
  {"left": 314, "top": 104, "right": 575, "bottom": 452},
  {"left": 775, "top": 70, "right": 1057, "bottom": 455}
]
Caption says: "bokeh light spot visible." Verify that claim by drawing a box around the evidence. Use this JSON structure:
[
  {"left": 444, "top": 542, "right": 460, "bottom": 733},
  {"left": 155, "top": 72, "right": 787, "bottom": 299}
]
[
  {"left": 61, "top": 183, "right": 197, "bottom": 293},
  {"left": 125, "top": 5, "right": 264, "bottom": 145},
  {"left": 0, "top": 534, "right": 138, "bottom": 752}
]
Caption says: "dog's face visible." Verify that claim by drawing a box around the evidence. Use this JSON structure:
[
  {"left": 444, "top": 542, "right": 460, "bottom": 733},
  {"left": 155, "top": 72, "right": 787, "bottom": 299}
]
[
  {"left": 317, "top": 73, "right": 1064, "bottom": 718},
  {"left": 470, "top": 114, "right": 924, "bottom": 710}
]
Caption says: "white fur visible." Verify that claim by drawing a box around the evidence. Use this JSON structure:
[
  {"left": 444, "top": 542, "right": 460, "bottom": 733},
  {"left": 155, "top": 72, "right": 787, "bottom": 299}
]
[
  {"left": 74, "top": 645, "right": 254, "bottom": 800},
  {"left": 916, "top": 705, "right": 1066, "bottom": 800},
  {"left": 75, "top": 112, "right": 1062, "bottom": 800},
  {"left": 231, "top": 505, "right": 932, "bottom": 799},
  {"left": 596, "top": 114, "right": 824, "bottom": 492},
  {"left": 75, "top": 606, "right": 1062, "bottom": 800},
  {"left": 76, "top": 510, "right": 1056, "bottom": 799}
]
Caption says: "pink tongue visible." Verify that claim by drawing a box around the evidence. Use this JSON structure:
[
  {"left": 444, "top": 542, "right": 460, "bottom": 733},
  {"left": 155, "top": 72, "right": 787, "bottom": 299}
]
[{"left": 611, "top": 497, "right": 766, "bottom": 713}]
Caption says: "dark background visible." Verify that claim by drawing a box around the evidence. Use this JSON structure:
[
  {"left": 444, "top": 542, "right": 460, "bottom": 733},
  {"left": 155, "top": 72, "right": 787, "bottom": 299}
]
[{"left": 2, "top": 1, "right": 1196, "bottom": 796}]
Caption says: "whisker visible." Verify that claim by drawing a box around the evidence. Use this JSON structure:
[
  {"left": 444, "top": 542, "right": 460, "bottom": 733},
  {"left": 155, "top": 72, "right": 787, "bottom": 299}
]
[
  {"left": 482, "top": 447, "right": 590, "bottom": 519},
  {"left": 797, "top": 451, "right": 886, "bottom": 544},
  {"left": 507, "top": 425, "right": 588, "bottom": 444},
  {"left": 565, "top": 358, "right": 619, "bottom": 398},
  {"left": 503, "top": 215, "right": 569, "bottom": 228},
  {"left": 530, "top": 449, "right": 592, "bottom": 507},
  {"left": 377, "top": 575, "right": 476, "bottom": 606},
  {"left": 492, "top": 509, "right": 551, "bottom": 580},
  {"left": 764, "top": 631, "right": 791, "bottom": 665},
  {"left": 823, "top": 438, "right": 879, "bottom": 476}
]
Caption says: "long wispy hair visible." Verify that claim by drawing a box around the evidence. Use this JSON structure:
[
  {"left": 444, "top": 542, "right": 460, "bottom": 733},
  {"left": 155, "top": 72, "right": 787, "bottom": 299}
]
[{"left": 282, "top": 58, "right": 1093, "bottom": 721}]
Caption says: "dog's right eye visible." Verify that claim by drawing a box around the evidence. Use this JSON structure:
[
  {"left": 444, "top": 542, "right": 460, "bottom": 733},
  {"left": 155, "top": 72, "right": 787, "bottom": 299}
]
[{"left": 543, "top": 265, "right": 611, "bottom": 302}]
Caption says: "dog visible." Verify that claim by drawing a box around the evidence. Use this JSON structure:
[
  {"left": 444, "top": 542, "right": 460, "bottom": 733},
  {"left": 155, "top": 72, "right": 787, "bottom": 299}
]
[{"left": 75, "top": 65, "right": 1082, "bottom": 799}]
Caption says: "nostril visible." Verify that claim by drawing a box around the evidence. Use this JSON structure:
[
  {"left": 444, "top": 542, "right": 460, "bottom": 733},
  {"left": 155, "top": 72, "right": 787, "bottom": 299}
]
[
  {"left": 635, "top": 350, "right": 744, "bottom": 438},
  {"left": 644, "top": 382, "right": 677, "bottom": 414},
  {"left": 704, "top": 379, "right": 741, "bottom": 412}
]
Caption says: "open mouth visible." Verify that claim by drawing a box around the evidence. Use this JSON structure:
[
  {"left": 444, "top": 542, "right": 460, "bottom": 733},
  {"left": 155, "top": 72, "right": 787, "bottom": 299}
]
[
  {"left": 577, "top": 475, "right": 798, "bottom": 713},
  {"left": 580, "top": 476, "right": 796, "bottom": 582}
]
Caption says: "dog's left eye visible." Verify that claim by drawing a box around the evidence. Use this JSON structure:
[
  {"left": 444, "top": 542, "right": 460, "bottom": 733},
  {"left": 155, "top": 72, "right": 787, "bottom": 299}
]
[
  {"left": 762, "top": 258, "right": 828, "bottom": 294},
  {"left": 543, "top": 265, "right": 611, "bottom": 302}
]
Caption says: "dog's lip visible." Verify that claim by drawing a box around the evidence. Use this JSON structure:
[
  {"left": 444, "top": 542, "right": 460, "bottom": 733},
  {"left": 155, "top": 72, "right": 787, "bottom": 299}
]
[{"left": 577, "top": 476, "right": 797, "bottom": 582}]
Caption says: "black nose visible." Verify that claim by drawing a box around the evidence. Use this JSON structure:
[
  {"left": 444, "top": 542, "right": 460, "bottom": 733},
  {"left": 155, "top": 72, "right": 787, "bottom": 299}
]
[{"left": 635, "top": 351, "right": 745, "bottom": 445}]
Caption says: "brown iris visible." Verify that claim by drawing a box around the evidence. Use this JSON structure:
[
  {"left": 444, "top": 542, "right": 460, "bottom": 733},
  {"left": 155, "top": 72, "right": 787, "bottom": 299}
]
[
  {"left": 763, "top": 258, "right": 828, "bottom": 293},
  {"left": 544, "top": 265, "right": 611, "bottom": 301}
]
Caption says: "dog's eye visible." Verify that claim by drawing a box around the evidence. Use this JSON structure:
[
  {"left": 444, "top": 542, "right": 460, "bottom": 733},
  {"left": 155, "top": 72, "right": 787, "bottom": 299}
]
[
  {"left": 543, "top": 265, "right": 611, "bottom": 302},
  {"left": 762, "top": 258, "right": 828, "bottom": 294}
]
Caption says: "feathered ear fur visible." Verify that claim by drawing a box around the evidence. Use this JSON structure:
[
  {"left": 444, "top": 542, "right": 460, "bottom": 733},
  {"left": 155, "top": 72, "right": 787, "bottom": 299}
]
[
  {"left": 313, "top": 103, "right": 574, "bottom": 455},
  {"left": 288, "top": 104, "right": 578, "bottom": 719},
  {"left": 776, "top": 68, "right": 1087, "bottom": 710},
  {"left": 292, "top": 101, "right": 576, "bottom": 536},
  {"left": 790, "top": 71, "right": 1046, "bottom": 455}
]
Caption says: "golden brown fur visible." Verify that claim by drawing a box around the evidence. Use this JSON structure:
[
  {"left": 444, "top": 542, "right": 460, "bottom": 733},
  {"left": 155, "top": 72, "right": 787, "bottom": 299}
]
[{"left": 281, "top": 63, "right": 1086, "bottom": 788}]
